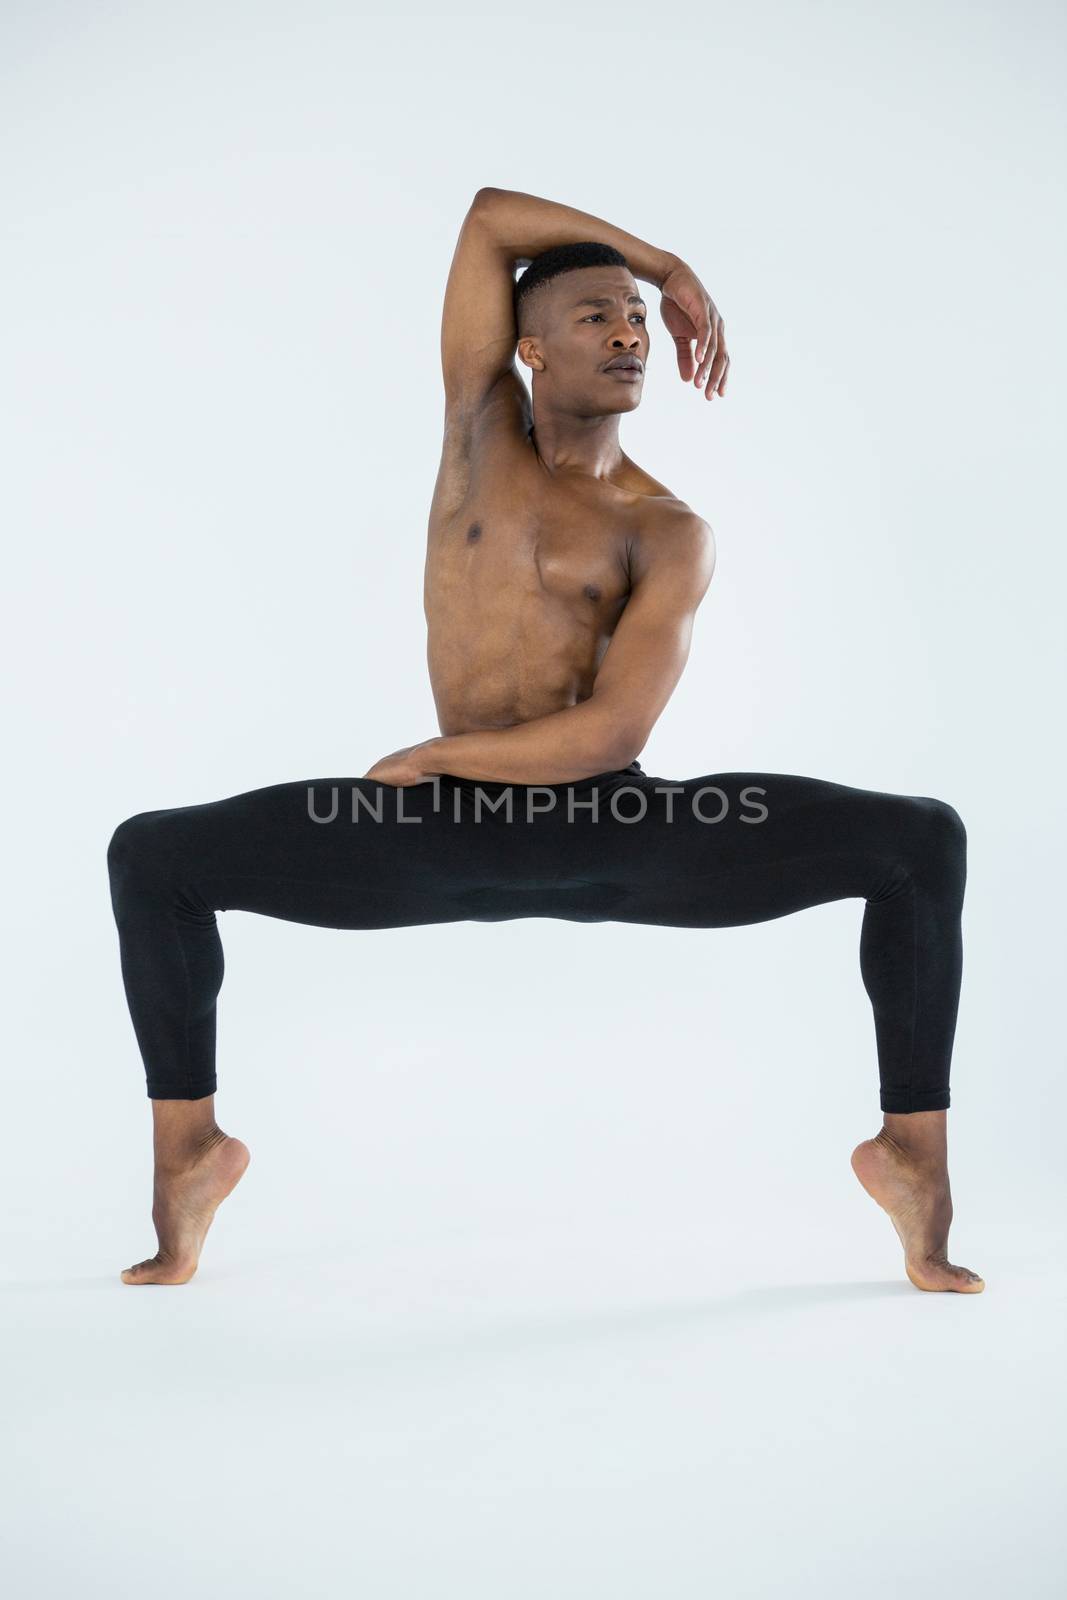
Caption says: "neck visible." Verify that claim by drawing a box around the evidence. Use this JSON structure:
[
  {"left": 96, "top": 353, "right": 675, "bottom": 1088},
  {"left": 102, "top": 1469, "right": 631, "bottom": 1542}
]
[{"left": 528, "top": 396, "right": 624, "bottom": 481}]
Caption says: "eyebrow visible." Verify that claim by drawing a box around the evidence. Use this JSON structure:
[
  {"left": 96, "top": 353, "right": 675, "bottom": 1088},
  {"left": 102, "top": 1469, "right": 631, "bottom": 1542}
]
[{"left": 572, "top": 294, "right": 647, "bottom": 309}]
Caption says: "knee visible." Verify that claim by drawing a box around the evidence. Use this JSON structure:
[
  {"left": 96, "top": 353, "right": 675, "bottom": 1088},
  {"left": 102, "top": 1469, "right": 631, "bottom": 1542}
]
[
  {"left": 918, "top": 795, "right": 966, "bottom": 853},
  {"left": 106, "top": 810, "right": 176, "bottom": 888},
  {"left": 903, "top": 795, "right": 967, "bottom": 891}
]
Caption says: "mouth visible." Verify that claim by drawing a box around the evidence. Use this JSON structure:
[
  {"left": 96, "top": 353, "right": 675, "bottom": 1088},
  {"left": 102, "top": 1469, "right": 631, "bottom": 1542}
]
[{"left": 603, "top": 358, "right": 644, "bottom": 381}]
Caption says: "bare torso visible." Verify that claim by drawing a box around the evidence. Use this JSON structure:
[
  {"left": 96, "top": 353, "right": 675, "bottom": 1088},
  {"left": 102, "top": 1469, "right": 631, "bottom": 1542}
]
[{"left": 424, "top": 378, "right": 680, "bottom": 736}]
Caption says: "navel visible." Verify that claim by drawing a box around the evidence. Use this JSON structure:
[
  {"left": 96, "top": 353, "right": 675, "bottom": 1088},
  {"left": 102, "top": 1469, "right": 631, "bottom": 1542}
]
[{"left": 466, "top": 522, "right": 483, "bottom": 543}]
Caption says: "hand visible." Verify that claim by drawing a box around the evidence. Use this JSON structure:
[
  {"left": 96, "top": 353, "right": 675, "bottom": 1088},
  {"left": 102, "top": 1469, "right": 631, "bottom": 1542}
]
[
  {"left": 659, "top": 261, "right": 729, "bottom": 400},
  {"left": 361, "top": 740, "right": 439, "bottom": 787}
]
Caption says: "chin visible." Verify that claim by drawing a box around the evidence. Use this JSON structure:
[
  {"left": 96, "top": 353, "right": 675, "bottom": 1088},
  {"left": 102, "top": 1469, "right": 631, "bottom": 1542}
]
[
  {"left": 574, "top": 384, "right": 643, "bottom": 419},
  {"left": 592, "top": 387, "right": 643, "bottom": 416}
]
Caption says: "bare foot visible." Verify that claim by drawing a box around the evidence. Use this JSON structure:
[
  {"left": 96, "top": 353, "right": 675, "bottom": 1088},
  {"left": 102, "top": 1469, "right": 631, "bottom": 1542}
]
[
  {"left": 121, "top": 1131, "right": 251, "bottom": 1285},
  {"left": 851, "top": 1130, "right": 984, "bottom": 1293}
]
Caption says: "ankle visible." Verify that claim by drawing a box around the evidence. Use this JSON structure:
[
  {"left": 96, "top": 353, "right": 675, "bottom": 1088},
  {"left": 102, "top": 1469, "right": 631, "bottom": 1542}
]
[
  {"left": 880, "top": 1108, "right": 946, "bottom": 1153},
  {"left": 153, "top": 1125, "right": 227, "bottom": 1175},
  {"left": 874, "top": 1126, "right": 947, "bottom": 1177}
]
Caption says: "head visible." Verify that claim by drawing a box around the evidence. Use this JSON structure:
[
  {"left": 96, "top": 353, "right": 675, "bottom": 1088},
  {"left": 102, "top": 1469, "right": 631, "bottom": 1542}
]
[{"left": 514, "top": 242, "right": 649, "bottom": 417}]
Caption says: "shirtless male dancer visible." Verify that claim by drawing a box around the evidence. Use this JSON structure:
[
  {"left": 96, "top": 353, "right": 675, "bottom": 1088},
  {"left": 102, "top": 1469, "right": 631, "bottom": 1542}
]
[{"left": 107, "top": 185, "right": 984, "bottom": 1292}]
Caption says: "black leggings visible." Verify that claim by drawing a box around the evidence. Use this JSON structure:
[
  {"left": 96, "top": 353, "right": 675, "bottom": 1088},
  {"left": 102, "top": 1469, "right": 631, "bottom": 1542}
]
[{"left": 106, "top": 761, "right": 967, "bottom": 1111}]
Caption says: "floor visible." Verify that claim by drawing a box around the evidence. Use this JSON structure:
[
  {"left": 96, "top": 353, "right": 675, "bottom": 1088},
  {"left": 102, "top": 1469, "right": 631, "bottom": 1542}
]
[{"left": 3, "top": 1201, "right": 1062, "bottom": 1597}]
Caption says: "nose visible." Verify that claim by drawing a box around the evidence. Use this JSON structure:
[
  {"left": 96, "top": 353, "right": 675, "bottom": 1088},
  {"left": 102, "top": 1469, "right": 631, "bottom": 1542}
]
[{"left": 609, "top": 321, "right": 641, "bottom": 348}]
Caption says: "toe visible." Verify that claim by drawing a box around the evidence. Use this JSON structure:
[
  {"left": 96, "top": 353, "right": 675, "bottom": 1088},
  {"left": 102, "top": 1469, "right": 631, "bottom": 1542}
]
[
  {"left": 907, "top": 1256, "right": 985, "bottom": 1293},
  {"left": 121, "top": 1254, "right": 193, "bottom": 1286},
  {"left": 945, "top": 1262, "right": 985, "bottom": 1292}
]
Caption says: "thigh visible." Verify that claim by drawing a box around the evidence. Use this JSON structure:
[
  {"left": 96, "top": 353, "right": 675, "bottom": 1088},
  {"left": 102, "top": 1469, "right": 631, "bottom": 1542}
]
[
  {"left": 566, "top": 767, "right": 919, "bottom": 927},
  {"left": 127, "top": 774, "right": 525, "bottom": 931},
  {"left": 120, "top": 766, "right": 917, "bottom": 933}
]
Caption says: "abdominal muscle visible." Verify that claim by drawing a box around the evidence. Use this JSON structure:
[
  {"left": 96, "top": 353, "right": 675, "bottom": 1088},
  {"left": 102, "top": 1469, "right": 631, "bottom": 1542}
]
[
  {"left": 426, "top": 580, "right": 616, "bottom": 736},
  {"left": 428, "top": 632, "right": 601, "bottom": 736}
]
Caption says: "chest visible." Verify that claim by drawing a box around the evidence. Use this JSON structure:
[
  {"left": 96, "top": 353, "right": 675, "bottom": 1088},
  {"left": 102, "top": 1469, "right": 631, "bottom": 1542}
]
[{"left": 430, "top": 479, "right": 632, "bottom": 612}]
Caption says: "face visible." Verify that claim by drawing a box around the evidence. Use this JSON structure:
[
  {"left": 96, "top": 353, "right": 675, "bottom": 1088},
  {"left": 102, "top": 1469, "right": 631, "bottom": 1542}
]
[{"left": 518, "top": 266, "right": 650, "bottom": 415}]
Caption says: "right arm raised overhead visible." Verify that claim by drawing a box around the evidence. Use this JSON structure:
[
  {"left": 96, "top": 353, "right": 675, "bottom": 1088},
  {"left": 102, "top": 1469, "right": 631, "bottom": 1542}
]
[{"left": 439, "top": 186, "right": 730, "bottom": 445}]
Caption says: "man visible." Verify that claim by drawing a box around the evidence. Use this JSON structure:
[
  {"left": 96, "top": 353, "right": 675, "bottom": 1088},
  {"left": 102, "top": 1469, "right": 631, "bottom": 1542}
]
[{"left": 107, "top": 186, "right": 983, "bottom": 1292}]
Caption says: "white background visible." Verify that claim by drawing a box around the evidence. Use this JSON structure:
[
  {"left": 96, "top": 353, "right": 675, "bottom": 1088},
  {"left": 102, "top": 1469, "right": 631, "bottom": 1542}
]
[{"left": 2, "top": 1, "right": 1064, "bottom": 1595}]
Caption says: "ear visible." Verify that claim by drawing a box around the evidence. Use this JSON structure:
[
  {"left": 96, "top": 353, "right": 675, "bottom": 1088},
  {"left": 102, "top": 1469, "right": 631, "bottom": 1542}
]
[{"left": 517, "top": 335, "right": 545, "bottom": 374}]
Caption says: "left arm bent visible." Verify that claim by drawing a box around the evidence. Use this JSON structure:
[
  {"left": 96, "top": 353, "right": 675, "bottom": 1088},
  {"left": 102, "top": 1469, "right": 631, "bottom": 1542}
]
[{"left": 364, "top": 511, "right": 716, "bottom": 786}]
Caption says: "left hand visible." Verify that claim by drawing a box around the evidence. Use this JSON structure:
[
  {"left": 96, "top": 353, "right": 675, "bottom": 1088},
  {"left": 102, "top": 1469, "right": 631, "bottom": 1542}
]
[
  {"left": 659, "top": 260, "right": 729, "bottom": 399},
  {"left": 361, "top": 740, "right": 439, "bottom": 787}
]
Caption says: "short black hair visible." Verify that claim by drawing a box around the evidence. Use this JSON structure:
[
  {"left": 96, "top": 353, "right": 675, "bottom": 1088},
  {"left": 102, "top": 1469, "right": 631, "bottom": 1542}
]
[{"left": 514, "top": 241, "right": 631, "bottom": 334}]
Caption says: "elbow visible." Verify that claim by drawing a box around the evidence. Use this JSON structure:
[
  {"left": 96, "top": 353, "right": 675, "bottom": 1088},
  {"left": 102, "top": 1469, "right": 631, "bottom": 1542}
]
[
  {"left": 588, "top": 697, "right": 647, "bottom": 774},
  {"left": 471, "top": 186, "right": 504, "bottom": 214},
  {"left": 599, "top": 724, "right": 646, "bottom": 775}
]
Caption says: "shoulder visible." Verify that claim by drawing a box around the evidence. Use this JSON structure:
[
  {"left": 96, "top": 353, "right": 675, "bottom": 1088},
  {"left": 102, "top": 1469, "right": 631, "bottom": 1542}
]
[
  {"left": 615, "top": 457, "right": 713, "bottom": 547},
  {"left": 647, "top": 496, "right": 714, "bottom": 543},
  {"left": 630, "top": 495, "right": 716, "bottom": 586}
]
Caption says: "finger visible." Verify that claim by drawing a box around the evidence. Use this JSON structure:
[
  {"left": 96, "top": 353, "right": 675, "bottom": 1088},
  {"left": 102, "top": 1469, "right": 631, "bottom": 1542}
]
[
  {"left": 694, "top": 309, "right": 716, "bottom": 386},
  {"left": 696, "top": 321, "right": 719, "bottom": 389},
  {"left": 692, "top": 304, "right": 714, "bottom": 382},
  {"left": 706, "top": 329, "right": 728, "bottom": 398},
  {"left": 716, "top": 351, "right": 730, "bottom": 396},
  {"left": 692, "top": 298, "right": 711, "bottom": 358},
  {"left": 673, "top": 335, "right": 696, "bottom": 382},
  {"left": 702, "top": 313, "right": 726, "bottom": 390}
]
